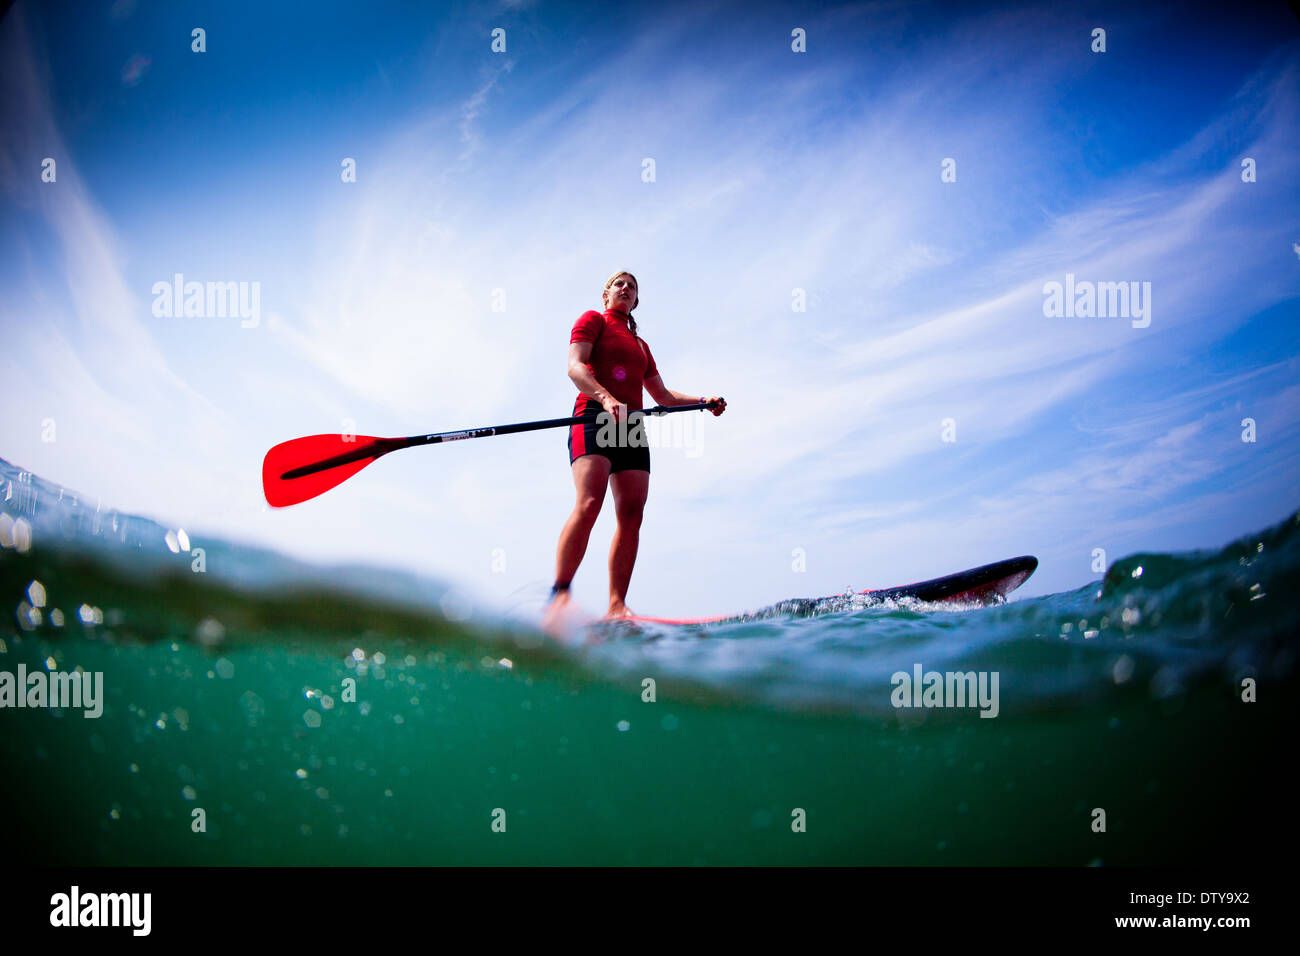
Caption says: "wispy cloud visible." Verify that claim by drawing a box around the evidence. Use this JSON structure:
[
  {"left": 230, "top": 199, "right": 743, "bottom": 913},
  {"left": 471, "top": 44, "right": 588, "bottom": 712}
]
[{"left": 1, "top": 7, "right": 247, "bottom": 526}]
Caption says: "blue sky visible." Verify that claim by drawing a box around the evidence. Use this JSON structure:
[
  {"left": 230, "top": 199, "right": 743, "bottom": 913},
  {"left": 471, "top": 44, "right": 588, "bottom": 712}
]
[{"left": 2, "top": 0, "right": 1298, "bottom": 618}]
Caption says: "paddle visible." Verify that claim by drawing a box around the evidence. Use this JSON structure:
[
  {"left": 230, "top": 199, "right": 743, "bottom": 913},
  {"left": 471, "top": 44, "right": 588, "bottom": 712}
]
[{"left": 262, "top": 399, "right": 723, "bottom": 507}]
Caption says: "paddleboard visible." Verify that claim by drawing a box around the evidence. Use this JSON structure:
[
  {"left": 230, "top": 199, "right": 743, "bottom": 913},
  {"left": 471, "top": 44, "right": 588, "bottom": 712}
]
[{"left": 604, "top": 555, "right": 1038, "bottom": 626}]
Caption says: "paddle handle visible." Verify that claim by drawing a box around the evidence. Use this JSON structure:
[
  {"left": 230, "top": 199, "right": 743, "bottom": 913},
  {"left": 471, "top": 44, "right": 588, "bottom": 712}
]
[
  {"left": 281, "top": 399, "right": 722, "bottom": 480},
  {"left": 411, "top": 398, "right": 722, "bottom": 446}
]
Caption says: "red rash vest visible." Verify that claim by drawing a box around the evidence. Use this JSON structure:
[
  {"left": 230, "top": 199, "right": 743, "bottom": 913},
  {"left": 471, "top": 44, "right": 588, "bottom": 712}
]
[{"left": 569, "top": 308, "right": 659, "bottom": 412}]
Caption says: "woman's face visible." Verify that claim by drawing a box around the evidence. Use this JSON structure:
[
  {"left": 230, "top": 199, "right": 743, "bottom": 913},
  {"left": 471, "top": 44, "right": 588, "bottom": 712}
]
[{"left": 603, "top": 274, "right": 638, "bottom": 312}]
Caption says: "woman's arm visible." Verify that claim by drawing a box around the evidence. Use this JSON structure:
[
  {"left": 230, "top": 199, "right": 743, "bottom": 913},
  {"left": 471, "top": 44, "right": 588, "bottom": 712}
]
[
  {"left": 568, "top": 342, "right": 624, "bottom": 417},
  {"left": 645, "top": 374, "right": 727, "bottom": 415}
]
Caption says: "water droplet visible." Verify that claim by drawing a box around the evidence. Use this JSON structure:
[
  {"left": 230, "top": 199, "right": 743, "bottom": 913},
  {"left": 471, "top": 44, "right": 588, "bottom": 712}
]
[
  {"left": 15, "top": 602, "right": 37, "bottom": 631},
  {"left": 1112, "top": 656, "right": 1135, "bottom": 684},
  {"left": 195, "top": 617, "right": 225, "bottom": 646},
  {"left": 11, "top": 517, "right": 32, "bottom": 552}
]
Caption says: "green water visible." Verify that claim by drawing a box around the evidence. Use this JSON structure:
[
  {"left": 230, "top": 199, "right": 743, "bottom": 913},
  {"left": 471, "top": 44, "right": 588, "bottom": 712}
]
[{"left": 1, "top": 544, "right": 1291, "bottom": 865}]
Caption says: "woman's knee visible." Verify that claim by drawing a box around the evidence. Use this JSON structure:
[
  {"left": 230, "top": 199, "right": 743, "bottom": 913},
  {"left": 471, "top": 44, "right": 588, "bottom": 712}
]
[
  {"left": 614, "top": 503, "right": 644, "bottom": 528},
  {"left": 575, "top": 494, "right": 604, "bottom": 525}
]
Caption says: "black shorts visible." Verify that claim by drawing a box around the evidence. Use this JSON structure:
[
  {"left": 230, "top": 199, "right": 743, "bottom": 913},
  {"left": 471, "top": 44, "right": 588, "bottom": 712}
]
[{"left": 567, "top": 398, "right": 651, "bottom": 474}]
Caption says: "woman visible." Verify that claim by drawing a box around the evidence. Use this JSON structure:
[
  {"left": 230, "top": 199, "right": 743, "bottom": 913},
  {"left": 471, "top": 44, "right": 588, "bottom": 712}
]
[{"left": 546, "top": 271, "right": 725, "bottom": 621}]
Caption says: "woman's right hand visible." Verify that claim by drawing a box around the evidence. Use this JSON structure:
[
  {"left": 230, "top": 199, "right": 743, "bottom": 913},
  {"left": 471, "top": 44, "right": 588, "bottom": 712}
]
[{"left": 598, "top": 393, "right": 625, "bottom": 422}]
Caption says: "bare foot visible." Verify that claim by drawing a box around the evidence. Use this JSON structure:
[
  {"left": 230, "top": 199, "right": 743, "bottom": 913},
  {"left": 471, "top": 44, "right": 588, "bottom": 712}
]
[
  {"left": 605, "top": 601, "right": 635, "bottom": 618},
  {"left": 541, "top": 590, "right": 574, "bottom": 638}
]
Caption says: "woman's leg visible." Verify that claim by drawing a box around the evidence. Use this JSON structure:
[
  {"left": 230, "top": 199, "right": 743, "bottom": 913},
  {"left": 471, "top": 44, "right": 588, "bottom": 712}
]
[
  {"left": 606, "top": 469, "right": 649, "bottom": 616},
  {"left": 551, "top": 455, "right": 612, "bottom": 602}
]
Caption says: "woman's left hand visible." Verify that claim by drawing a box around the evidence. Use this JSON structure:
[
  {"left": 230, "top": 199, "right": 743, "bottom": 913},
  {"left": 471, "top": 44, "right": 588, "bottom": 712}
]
[{"left": 704, "top": 396, "right": 726, "bottom": 416}]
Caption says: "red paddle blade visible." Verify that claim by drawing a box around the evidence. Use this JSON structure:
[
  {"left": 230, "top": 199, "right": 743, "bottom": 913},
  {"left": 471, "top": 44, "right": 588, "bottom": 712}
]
[{"left": 262, "top": 434, "right": 391, "bottom": 507}]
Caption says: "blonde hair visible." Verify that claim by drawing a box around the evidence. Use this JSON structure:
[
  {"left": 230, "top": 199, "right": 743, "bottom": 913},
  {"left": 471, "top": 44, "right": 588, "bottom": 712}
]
[{"left": 602, "top": 270, "right": 640, "bottom": 339}]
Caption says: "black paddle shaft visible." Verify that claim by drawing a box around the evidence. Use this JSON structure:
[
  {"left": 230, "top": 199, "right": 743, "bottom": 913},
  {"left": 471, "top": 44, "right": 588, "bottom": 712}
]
[{"left": 281, "top": 399, "right": 722, "bottom": 480}]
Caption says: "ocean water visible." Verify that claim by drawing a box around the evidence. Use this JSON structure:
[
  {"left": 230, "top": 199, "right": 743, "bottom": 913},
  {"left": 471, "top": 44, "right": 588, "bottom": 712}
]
[{"left": 1, "top": 455, "right": 1295, "bottom": 865}]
